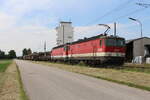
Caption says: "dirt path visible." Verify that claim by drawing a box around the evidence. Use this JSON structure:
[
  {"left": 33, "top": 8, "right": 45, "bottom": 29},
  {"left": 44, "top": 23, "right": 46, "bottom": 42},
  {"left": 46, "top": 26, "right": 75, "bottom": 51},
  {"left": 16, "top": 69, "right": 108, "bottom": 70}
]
[{"left": 0, "top": 61, "right": 20, "bottom": 100}]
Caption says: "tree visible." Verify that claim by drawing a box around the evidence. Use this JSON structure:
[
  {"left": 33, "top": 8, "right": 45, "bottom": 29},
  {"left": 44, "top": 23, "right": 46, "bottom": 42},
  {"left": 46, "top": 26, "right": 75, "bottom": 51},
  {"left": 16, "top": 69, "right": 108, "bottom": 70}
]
[
  {"left": 0, "top": 50, "right": 5, "bottom": 59},
  {"left": 8, "top": 50, "right": 16, "bottom": 59},
  {"left": 22, "top": 48, "right": 28, "bottom": 56},
  {"left": 27, "top": 48, "right": 32, "bottom": 55}
]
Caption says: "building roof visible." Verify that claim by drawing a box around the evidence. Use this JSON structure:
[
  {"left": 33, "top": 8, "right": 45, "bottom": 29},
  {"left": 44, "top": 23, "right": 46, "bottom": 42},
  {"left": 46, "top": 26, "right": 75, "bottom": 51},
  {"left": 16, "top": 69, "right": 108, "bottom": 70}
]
[
  {"left": 126, "top": 37, "right": 150, "bottom": 44},
  {"left": 60, "top": 21, "right": 72, "bottom": 24}
]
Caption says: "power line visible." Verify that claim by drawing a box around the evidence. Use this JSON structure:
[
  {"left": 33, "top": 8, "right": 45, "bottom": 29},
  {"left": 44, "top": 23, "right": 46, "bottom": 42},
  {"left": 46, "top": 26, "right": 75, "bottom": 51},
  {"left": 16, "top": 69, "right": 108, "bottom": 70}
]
[
  {"left": 136, "top": 3, "right": 150, "bottom": 8},
  {"left": 77, "top": 8, "right": 147, "bottom": 38},
  {"left": 108, "top": 2, "right": 150, "bottom": 22},
  {"left": 85, "top": 0, "right": 134, "bottom": 25},
  {"left": 108, "top": 8, "right": 146, "bottom": 23},
  {"left": 76, "top": 1, "right": 149, "bottom": 37}
]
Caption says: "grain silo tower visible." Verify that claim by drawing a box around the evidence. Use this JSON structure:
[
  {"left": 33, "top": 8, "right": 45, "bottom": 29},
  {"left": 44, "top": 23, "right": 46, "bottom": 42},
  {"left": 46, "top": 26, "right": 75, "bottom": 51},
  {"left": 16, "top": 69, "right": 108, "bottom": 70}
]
[{"left": 56, "top": 21, "right": 74, "bottom": 46}]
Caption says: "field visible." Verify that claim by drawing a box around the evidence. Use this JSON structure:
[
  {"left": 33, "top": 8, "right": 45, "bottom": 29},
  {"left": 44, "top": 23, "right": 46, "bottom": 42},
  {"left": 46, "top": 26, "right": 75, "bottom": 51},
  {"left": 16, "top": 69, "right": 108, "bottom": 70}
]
[
  {"left": 0, "top": 60, "right": 28, "bottom": 100},
  {"left": 123, "top": 63, "right": 150, "bottom": 74},
  {"left": 0, "top": 60, "right": 12, "bottom": 89},
  {"left": 34, "top": 61, "right": 150, "bottom": 91},
  {"left": 0, "top": 60, "right": 12, "bottom": 72}
]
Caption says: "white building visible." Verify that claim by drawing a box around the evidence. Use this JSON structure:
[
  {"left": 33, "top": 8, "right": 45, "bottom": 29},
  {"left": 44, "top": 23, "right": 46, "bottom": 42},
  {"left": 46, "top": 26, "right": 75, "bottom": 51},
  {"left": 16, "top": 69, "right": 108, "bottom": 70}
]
[{"left": 56, "top": 21, "right": 74, "bottom": 46}]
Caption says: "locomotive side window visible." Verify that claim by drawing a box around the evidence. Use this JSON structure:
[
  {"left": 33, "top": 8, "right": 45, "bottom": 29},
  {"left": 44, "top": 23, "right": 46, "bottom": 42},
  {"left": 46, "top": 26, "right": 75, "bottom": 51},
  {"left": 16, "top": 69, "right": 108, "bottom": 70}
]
[
  {"left": 67, "top": 46, "right": 70, "bottom": 50},
  {"left": 64, "top": 46, "right": 70, "bottom": 51},
  {"left": 100, "top": 40, "right": 102, "bottom": 47},
  {"left": 116, "top": 40, "right": 125, "bottom": 46}
]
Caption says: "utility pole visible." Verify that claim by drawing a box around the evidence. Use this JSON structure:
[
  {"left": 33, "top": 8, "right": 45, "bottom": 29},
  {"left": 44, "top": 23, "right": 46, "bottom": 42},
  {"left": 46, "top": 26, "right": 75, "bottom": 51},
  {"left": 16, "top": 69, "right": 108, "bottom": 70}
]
[
  {"left": 129, "top": 17, "right": 143, "bottom": 38},
  {"left": 62, "top": 25, "right": 65, "bottom": 45},
  {"left": 114, "top": 22, "right": 117, "bottom": 36},
  {"left": 44, "top": 41, "right": 46, "bottom": 56},
  {"left": 129, "top": 17, "right": 143, "bottom": 57}
]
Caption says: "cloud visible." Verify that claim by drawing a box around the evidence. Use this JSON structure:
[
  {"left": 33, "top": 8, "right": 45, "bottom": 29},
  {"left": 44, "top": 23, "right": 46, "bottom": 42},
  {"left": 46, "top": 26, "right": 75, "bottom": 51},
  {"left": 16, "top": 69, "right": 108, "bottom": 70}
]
[
  {"left": 2, "top": 0, "right": 52, "bottom": 15},
  {"left": 0, "top": 25, "right": 57, "bottom": 56},
  {"left": 0, "top": 12, "right": 16, "bottom": 30},
  {"left": 0, "top": 0, "right": 58, "bottom": 56},
  {"left": 74, "top": 25, "right": 106, "bottom": 40},
  {"left": 74, "top": 22, "right": 141, "bottom": 41},
  {"left": 74, "top": 23, "right": 124, "bottom": 40}
]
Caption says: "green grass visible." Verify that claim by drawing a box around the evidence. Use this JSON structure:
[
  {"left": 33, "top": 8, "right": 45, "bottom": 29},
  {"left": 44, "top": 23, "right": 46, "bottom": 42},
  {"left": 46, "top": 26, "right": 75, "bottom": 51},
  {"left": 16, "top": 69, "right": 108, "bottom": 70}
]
[
  {"left": 121, "top": 63, "right": 150, "bottom": 74},
  {"left": 0, "top": 60, "right": 12, "bottom": 87},
  {"left": 78, "top": 72, "right": 150, "bottom": 91},
  {"left": 0, "top": 60, "right": 12, "bottom": 72},
  {"left": 0, "top": 60, "right": 28, "bottom": 100},
  {"left": 0, "top": 60, "right": 12, "bottom": 96},
  {"left": 121, "top": 67, "right": 150, "bottom": 74},
  {"left": 16, "top": 64, "right": 29, "bottom": 100}
]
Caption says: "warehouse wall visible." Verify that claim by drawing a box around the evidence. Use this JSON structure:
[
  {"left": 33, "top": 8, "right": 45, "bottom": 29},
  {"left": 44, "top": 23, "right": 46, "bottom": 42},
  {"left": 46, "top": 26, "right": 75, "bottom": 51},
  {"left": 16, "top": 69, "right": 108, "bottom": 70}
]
[{"left": 133, "top": 38, "right": 150, "bottom": 58}]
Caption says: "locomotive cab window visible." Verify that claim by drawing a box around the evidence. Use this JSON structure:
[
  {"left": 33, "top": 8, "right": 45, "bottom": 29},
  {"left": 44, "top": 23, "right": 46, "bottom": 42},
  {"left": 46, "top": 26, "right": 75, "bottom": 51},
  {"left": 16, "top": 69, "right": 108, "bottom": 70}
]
[
  {"left": 105, "top": 39, "right": 115, "bottom": 46},
  {"left": 105, "top": 39, "right": 125, "bottom": 47}
]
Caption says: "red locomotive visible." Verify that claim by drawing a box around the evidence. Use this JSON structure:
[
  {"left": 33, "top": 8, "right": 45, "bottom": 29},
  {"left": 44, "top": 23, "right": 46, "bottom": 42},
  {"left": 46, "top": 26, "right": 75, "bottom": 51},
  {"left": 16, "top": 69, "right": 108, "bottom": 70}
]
[{"left": 51, "top": 34, "right": 126, "bottom": 65}]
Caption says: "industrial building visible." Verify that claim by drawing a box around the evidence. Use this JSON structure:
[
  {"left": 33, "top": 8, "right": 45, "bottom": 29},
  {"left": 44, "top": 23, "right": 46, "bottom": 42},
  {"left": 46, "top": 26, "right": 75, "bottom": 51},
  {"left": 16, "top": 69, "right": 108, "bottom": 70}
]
[
  {"left": 56, "top": 21, "right": 74, "bottom": 46},
  {"left": 126, "top": 37, "right": 150, "bottom": 62}
]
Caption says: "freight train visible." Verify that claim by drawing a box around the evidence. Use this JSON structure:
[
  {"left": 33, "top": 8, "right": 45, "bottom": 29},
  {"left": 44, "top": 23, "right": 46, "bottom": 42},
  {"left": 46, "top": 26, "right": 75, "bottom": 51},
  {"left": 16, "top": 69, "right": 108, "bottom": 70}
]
[
  {"left": 23, "top": 52, "right": 51, "bottom": 61},
  {"left": 51, "top": 34, "right": 125, "bottom": 65},
  {"left": 23, "top": 34, "right": 126, "bottom": 66}
]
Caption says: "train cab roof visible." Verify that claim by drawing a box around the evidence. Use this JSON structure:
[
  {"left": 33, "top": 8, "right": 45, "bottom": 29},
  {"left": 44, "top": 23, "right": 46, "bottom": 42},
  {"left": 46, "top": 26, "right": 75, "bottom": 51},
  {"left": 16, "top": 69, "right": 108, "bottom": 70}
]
[{"left": 52, "top": 34, "right": 125, "bottom": 49}]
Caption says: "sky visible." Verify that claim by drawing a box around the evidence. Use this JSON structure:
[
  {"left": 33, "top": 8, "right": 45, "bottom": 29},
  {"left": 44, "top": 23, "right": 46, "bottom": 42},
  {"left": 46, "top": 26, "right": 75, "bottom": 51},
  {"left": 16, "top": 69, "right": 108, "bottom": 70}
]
[{"left": 0, "top": 0, "right": 150, "bottom": 56}]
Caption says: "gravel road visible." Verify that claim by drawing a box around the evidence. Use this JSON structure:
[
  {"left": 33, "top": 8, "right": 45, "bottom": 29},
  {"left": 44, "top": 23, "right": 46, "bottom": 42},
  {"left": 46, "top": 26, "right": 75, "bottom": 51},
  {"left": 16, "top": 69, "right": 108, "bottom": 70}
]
[{"left": 15, "top": 60, "right": 150, "bottom": 100}]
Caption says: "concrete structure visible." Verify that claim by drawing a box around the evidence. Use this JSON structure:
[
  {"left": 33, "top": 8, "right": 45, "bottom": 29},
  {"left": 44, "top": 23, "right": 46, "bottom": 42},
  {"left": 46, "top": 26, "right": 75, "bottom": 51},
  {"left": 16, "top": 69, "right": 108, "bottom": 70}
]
[
  {"left": 126, "top": 37, "right": 150, "bottom": 62},
  {"left": 146, "top": 58, "right": 150, "bottom": 64},
  {"left": 56, "top": 21, "right": 74, "bottom": 46}
]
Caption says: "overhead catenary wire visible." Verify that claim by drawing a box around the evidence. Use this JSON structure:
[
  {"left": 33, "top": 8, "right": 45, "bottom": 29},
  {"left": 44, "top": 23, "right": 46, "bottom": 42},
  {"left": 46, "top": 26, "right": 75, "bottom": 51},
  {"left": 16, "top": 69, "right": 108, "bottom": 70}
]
[
  {"left": 76, "top": 1, "right": 149, "bottom": 39},
  {"left": 136, "top": 3, "right": 150, "bottom": 8},
  {"left": 77, "top": 7, "right": 147, "bottom": 38},
  {"left": 107, "top": 7, "right": 147, "bottom": 23},
  {"left": 78, "top": 0, "right": 134, "bottom": 36},
  {"left": 107, "top": 2, "right": 150, "bottom": 22},
  {"left": 85, "top": 0, "right": 134, "bottom": 25}
]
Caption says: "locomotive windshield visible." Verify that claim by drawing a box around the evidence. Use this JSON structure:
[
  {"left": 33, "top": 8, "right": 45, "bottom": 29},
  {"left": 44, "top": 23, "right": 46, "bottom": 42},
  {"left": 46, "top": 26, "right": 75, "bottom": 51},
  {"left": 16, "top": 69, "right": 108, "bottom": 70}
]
[{"left": 105, "top": 39, "right": 125, "bottom": 47}]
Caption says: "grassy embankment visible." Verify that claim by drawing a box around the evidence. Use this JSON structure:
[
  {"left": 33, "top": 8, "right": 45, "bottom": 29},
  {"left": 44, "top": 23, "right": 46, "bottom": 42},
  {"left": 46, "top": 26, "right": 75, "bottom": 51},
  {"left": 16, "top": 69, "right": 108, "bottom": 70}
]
[
  {"left": 34, "top": 61, "right": 150, "bottom": 91},
  {"left": 0, "top": 60, "right": 28, "bottom": 100},
  {"left": 0, "top": 60, "right": 12, "bottom": 90},
  {"left": 123, "top": 63, "right": 150, "bottom": 74},
  {"left": 0, "top": 60, "right": 11, "bottom": 72}
]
